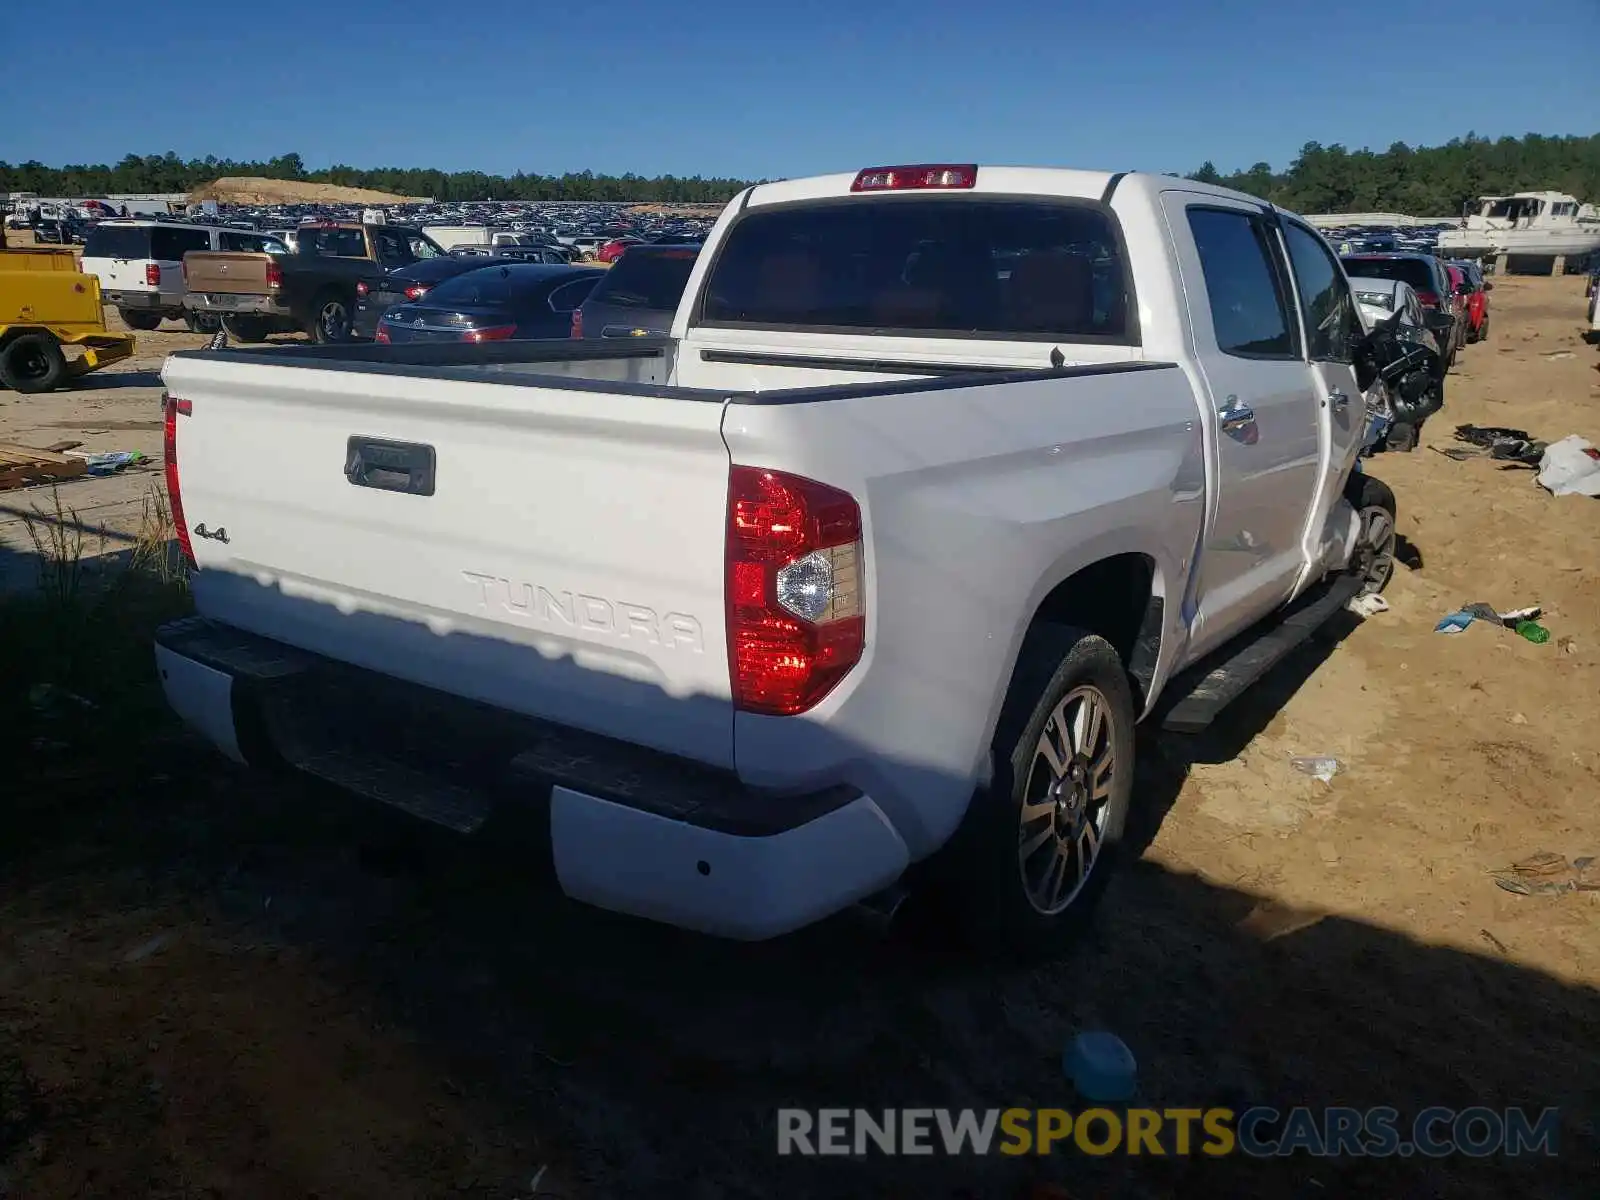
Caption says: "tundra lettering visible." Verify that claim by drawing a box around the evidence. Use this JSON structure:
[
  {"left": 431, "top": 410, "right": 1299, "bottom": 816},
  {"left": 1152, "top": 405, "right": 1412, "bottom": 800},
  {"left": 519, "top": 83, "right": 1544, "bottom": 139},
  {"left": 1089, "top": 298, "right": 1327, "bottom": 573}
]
[{"left": 461, "top": 571, "right": 704, "bottom": 652}]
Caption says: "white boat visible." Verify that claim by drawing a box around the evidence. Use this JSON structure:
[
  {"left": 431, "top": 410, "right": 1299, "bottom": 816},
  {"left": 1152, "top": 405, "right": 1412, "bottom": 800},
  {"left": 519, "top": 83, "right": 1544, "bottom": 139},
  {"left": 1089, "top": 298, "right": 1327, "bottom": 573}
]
[{"left": 1437, "top": 191, "right": 1600, "bottom": 260}]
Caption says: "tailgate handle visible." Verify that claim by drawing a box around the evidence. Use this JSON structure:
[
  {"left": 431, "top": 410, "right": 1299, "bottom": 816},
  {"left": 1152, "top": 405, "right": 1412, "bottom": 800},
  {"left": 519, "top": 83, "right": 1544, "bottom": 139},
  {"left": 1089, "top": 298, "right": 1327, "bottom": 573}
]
[{"left": 345, "top": 437, "right": 436, "bottom": 496}]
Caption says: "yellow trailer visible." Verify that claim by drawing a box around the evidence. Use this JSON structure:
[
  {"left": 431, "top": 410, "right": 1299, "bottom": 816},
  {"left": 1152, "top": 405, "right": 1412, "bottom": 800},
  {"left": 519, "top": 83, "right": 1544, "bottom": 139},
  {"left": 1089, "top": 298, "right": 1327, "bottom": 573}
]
[{"left": 0, "top": 247, "right": 135, "bottom": 392}]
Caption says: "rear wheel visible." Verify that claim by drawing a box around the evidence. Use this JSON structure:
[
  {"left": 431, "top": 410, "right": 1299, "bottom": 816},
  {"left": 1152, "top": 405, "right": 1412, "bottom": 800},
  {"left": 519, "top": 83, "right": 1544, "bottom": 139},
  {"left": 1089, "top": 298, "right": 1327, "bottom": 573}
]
[
  {"left": 0, "top": 332, "right": 68, "bottom": 393},
  {"left": 184, "top": 310, "right": 221, "bottom": 333},
  {"left": 118, "top": 308, "right": 162, "bottom": 331},
  {"left": 1346, "top": 474, "right": 1398, "bottom": 595},
  {"left": 942, "top": 625, "right": 1135, "bottom": 958},
  {"left": 309, "top": 292, "right": 352, "bottom": 344},
  {"left": 221, "top": 314, "right": 270, "bottom": 343}
]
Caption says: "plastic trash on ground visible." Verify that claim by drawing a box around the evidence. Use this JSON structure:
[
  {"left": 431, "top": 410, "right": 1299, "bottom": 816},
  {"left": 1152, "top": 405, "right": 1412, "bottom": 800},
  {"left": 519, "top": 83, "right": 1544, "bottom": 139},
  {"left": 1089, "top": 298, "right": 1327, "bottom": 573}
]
[
  {"left": 1536, "top": 435, "right": 1600, "bottom": 497},
  {"left": 1063, "top": 1032, "right": 1137, "bottom": 1103},
  {"left": 1291, "top": 756, "right": 1341, "bottom": 782}
]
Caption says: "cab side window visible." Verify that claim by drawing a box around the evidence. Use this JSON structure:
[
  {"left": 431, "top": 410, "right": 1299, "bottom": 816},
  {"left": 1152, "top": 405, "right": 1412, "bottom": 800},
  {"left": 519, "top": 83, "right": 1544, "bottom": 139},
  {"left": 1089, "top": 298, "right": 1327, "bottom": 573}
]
[
  {"left": 1186, "top": 207, "right": 1297, "bottom": 359},
  {"left": 1283, "top": 221, "right": 1361, "bottom": 363}
]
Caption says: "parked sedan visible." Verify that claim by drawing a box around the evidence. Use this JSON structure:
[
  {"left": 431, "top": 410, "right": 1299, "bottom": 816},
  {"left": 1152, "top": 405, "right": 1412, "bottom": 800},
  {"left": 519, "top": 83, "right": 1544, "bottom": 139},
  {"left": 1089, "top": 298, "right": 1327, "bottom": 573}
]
[
  {"left": 354, "top": 254, "right": 523, "bottom": 340},
  {"left": 375, "top": 264, "right": 604, "bottom": 344}
]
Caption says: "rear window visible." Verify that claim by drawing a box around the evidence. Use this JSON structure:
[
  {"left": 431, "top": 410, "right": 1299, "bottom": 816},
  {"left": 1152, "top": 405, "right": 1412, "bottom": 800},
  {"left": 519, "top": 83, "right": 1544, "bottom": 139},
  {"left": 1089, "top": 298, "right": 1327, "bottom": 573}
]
[
  {"left": 1341, "top": 257, "right": 1433, "bottom": 293},
  {"left": 700, "top": 198, "right": 1131, "bottom": 340},
  {"left": 151, "top": 227, "right": 212, "bottom": 260},
  {"left": 84, "top": 225, "right": 151, "bottom": 259},
  {"left": 426, "top": 268, "right": 548, "bottom": 307},
  {"left": 589, "top": 249, "right": 697, "bottom": 310},
  {"left": 296, "top": 227, "right": 367, "bottom": 257}
]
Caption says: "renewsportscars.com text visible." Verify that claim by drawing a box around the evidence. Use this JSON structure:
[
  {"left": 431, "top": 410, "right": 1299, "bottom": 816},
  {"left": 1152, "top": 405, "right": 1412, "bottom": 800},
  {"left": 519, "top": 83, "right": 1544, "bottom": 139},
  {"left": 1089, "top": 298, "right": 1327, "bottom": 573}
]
[{"left": 777, "top": 1106, "right": 1559, "bottom": 1158}]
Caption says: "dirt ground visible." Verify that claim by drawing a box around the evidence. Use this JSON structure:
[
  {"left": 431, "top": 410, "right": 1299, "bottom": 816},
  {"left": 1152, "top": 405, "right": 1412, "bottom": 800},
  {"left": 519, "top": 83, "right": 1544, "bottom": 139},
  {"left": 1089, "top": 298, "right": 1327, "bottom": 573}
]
[{"left": 2, "top": 275, "right": 1598, "bottom": 1199}]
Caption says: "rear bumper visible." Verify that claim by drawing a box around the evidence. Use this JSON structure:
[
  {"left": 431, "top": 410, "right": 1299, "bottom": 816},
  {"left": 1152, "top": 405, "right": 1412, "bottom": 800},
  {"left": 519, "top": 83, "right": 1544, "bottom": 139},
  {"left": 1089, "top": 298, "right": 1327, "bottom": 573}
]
[
  {"left": 184, "top": 293, "right": 294, "bottom": 318},
  {"left": 153, "top": 617, "right": 909, "bottom": 940},
  {"left": 103, "top": 291, "right": 180, "bottom": 311}
]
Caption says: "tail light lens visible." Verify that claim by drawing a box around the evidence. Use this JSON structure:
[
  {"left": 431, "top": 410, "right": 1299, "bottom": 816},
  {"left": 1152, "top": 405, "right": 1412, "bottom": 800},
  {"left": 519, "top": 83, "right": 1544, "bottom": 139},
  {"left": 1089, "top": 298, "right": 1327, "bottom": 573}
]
[
  {"left": 1416, "top": 290, "right": 1440, "bottom": 308},
  {"left": 162, "top": 393, "right": 197, "bottom": 570},
  {"left": 464, "top": 324, "right": 516, "bottom": 342},
  {"left": 375, "top": 325, "right": 391, "bottom": 344},
  {"left": 144, "top": 263, "right": 162, "bottom": 286},
  {"left": 265, "top": 261, "right": 283, "bottom": 289},
  {"left": 570, "top": 307, "right": 584, "bottom": 338},
  {"left": 355, "top": 281, "right": 369, "bottom": 299},
  {"left": 726, "top": 467, "right": 864, "bottom": 715},
  {"left": 404, "top": 284, "right": 429, "bottom": 301}
]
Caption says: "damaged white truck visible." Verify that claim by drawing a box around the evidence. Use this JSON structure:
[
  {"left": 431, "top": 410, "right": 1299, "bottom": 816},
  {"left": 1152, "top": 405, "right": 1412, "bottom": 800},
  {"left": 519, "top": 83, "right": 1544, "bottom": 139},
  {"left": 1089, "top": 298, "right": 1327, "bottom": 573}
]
[{"left": 153, "top": 165, "right": 1437, "bottom": 951}]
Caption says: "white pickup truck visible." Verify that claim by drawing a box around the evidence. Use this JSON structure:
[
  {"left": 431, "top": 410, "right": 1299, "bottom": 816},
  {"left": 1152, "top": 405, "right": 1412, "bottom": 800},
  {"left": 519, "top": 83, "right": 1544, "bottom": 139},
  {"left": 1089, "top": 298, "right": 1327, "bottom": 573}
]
[{"left": 154, "top": 165, "right": 1432, "bottom": 952}]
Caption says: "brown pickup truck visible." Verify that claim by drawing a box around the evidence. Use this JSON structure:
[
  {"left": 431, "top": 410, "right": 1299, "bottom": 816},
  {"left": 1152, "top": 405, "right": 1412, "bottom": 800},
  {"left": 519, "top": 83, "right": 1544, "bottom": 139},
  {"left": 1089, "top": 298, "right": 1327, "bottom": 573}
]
[{"left": 183, "top": 223, "right": 447, "bottom": 343}]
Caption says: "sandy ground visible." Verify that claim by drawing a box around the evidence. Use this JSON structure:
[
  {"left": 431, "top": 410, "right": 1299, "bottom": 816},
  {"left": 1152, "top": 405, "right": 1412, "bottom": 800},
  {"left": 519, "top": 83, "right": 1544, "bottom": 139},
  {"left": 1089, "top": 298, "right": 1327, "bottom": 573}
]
[{"left": 2, "top": 275, "right": 1598, "bottom": 1198}]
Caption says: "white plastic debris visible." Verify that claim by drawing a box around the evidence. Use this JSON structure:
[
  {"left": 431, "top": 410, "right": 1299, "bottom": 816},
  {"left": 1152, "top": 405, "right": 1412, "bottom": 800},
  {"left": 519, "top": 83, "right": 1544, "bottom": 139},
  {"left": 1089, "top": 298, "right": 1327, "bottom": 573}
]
[
  {"left": 1536, "top": 435, "right": 1600, "bottom": 497},
  {"left": 1347, "top": 593, "right": 1390, "bottom": 617},
  {"left": 1291, "top": 756, "right": 1342, "bottom": 782}
]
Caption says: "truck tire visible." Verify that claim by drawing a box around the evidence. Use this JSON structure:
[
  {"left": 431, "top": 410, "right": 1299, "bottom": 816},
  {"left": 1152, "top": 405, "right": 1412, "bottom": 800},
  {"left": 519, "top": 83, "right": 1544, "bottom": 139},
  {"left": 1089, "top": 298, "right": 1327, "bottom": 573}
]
[
  {"left": 943, "top": 624, "right": 1135, "bottom": 958},
  {"left": 119, "top": 308, "right": 163, "bottom": 331},
  {"left": 221, "top": 315, "right": 271, "bottom": 343},
  {"left": 0, "top": 332, "right": 68, "bottom": 393},
  {"left": 309, "top": 291, "right": 353, "bottom": 344},
  {"left": 1345, "top": 473, "right": 1397, "bottom": 595}
]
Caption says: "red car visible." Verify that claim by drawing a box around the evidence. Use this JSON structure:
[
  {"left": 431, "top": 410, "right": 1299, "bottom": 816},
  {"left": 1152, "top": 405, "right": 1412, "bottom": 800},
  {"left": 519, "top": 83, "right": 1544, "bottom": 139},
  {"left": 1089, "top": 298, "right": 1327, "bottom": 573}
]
[
  {"left": 1448, "top": 261, "right": 1492, "bottom": 343},
  {"left": 596, "top": 237, "right": 642, "bottom": 264}
]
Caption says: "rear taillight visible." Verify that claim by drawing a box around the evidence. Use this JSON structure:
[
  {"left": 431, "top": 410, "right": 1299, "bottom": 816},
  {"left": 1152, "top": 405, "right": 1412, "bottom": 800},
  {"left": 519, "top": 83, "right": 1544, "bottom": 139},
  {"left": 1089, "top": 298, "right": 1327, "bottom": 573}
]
[
  {"left": 145, "top": 263, "right": 162, "bottom": 286},
  {"left": 726, "top": 467, "right": 865, "bottom": 715},
  {"left": 1416, "top": 290, "right": 1440, "bottom": 308},
  {"left": 404, "top": 284, "right": 429, "bottom": 301},
  {"left": 265, "top": 261, "right": 283, "bottom": 289},
  {"left": 851, "top": 164, "right": 977, "bottom": 192},
  {"left": 355, "top": 281, "right": 369, "bottom": 299},
  {"left": 375, "top": 325, "right": 391, "bottom": 344},
  {"left": 570, "top": 308, "right": 583, "bottom": 338},
  {"left": 162, "top": 393, "right": 197, "bottom": 570},
  {"left": 464, "top": 324, "right": 516, "bottom": 342}
]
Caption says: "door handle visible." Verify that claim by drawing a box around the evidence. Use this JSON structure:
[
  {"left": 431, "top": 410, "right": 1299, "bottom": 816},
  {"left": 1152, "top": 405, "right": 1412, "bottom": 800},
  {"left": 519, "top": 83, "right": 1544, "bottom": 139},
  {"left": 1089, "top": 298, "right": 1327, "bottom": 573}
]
[
  {"left": 1329, "top": 388, "right": 1351, "bottom": 411},
  {"left": 1218, "top": 395, "right": 1256, "bottom": 433}
]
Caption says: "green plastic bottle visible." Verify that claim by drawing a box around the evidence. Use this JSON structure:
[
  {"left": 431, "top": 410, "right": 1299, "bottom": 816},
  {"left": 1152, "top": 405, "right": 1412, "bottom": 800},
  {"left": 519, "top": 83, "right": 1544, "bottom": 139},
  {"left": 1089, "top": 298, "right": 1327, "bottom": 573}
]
[{"left": 1515, "top": 621, "right": 1550, "bottom": 644}]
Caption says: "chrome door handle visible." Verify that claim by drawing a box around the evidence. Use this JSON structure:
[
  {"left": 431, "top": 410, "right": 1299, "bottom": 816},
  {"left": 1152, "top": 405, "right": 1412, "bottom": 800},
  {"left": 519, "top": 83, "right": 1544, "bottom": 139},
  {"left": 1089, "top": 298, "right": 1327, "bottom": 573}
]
[
  {"left": 1329, "top": 388, "right": 1351, "bottom": 410},
  {"left": 1219, "top": 396, "right": 1256, "bottom": 432}
]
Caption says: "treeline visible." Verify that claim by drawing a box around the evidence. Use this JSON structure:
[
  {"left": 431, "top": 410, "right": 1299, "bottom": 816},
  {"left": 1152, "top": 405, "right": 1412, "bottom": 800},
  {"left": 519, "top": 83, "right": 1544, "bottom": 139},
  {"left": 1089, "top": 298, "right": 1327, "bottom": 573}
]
[
  {"left": 3, "top": 133, "right": 1597, "bottom": 211},
  {"left": 1188, "top": 133, "right": 1600, "bottom": 215},
  {"left": 0, "top": 152, "right": 756, "bottom": 203}
]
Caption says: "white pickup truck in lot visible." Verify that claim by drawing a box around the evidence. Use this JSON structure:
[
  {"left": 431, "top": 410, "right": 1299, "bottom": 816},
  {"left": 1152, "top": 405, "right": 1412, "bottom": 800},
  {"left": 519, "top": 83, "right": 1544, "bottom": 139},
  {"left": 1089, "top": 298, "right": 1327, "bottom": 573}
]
[{"left": 154, "top": 165, "right": 1434, "bottom": 952}]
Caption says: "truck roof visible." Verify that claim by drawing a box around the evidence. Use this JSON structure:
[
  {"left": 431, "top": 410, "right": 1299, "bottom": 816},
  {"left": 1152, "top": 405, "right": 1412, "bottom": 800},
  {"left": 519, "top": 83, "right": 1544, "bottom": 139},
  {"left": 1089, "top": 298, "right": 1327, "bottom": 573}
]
[{"left": 740, "top": 167, "right": 1285, "bottom": 213}]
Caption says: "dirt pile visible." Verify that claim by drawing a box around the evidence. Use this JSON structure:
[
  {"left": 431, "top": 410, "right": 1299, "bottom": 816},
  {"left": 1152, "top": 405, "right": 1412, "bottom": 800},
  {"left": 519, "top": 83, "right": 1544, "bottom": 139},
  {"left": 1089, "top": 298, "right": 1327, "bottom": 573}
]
[{"left": 186, "top": 177, "right": 426, "bottom": 206}]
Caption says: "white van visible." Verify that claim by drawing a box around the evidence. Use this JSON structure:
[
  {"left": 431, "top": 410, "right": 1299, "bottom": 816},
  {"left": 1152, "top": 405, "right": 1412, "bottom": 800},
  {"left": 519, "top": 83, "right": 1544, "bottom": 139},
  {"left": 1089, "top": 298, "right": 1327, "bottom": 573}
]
[{"left": 81, "top": 220, "right": 284, "bottom": 331}]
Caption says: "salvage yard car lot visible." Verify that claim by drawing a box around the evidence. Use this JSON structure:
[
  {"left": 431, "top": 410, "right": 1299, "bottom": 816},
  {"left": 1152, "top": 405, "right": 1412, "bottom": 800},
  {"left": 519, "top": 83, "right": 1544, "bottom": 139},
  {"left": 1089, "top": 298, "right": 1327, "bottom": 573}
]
[{"left": 1, "top": 268, "right": 1596, "bottom": 1200}]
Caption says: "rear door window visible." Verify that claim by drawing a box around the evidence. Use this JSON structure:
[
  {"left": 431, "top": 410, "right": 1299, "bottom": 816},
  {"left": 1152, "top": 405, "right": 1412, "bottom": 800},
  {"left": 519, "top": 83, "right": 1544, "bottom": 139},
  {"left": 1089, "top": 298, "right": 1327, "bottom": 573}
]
[
  {"left": 700, "top": 198, "right": 1132, "bottom": 341},
  {"left": 592, "top": 249, "right": 698, "bottom": 310},
  {"left": 150, "top": 227, "right": 212, "bottom": 261},
  {"left": 83, "top": 225, "right": 152, "bottom": 259},
  {"left": 1185, "top": 207, "right": 1297, "bottom": 359}
]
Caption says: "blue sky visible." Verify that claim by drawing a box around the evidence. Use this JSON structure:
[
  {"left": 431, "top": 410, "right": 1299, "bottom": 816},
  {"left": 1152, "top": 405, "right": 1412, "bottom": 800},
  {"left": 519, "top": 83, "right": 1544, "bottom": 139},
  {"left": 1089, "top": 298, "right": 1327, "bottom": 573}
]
[{"left": 3, "top": 0, "right": 1595, "bottom": 180}]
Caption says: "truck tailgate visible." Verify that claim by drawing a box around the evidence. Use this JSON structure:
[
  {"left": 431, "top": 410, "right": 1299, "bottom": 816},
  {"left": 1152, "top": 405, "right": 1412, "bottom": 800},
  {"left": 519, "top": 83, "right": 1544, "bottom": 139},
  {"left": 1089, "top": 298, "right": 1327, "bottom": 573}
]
[
  {"left": 184, "top": 251, "right": 273, "bottom": 295},
  {"left": 161, "top": 354, "right": 737, "bottom": 767}
]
